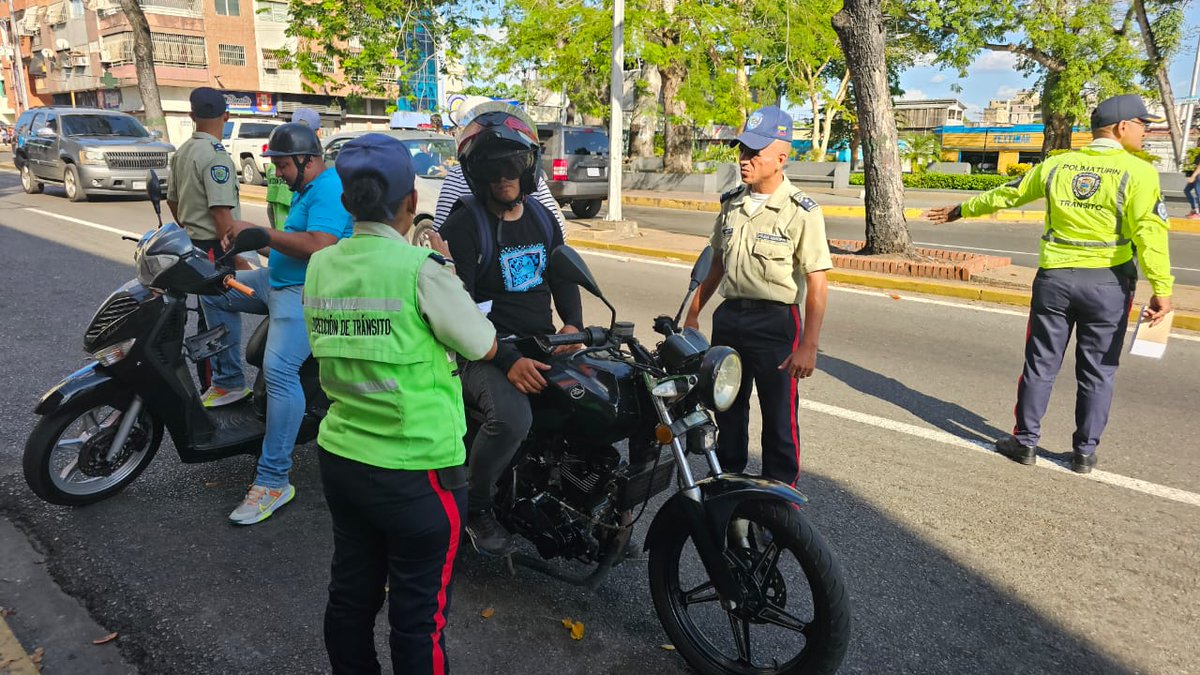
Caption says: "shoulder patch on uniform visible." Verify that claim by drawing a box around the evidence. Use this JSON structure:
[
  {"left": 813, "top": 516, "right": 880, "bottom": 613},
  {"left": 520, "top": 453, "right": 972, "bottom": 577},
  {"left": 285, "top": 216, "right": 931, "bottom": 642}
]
[
  {"left": 793, "top": 193, "right": 818, "bottom": 211},
  {"left": 210, "top": 165, "right": 230, "bottom": 184},
  {"left": 212, "top": 142, "right": 226, "bottom": 152},
  {"left": 720, "top": 186, "right": 745, "bottom": 204},
  {"left": 1155, "top": 199, "right": 1168, "bottom": 221}
]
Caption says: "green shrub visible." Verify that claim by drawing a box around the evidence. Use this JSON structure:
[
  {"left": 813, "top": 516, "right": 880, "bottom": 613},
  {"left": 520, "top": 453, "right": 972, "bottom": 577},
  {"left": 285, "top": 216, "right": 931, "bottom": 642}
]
[
  {"left": 848, "top": 172, "right": 1013, "bottom": 190},
  {"left": 1006, "top": 163, "right": 1033, "bottom": 176}
]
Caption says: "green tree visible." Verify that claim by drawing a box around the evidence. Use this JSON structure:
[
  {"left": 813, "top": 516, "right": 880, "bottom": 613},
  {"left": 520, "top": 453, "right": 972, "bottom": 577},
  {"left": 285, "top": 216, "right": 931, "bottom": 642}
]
[
  {"left": 899, "top": 133, "right": 941, "bottom": 173},
  {"left": 900, "top": 0, "right": 1145, "bottom": 156},
  {"left": 1133, "top": 0, "right": 1188, "bottom": 167}
]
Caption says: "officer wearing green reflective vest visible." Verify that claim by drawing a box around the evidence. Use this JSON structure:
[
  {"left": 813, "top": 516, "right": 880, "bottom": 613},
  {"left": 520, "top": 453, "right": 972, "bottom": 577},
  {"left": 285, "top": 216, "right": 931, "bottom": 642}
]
[
  {"left": 265, "top": 108, "right": 322, "bottom": 229},
  {"left": 303, "top": 133, "right": 498, "bottom": 674},
  {"left": 926, "top": 94, "right": 1174, "bottom": 475}
]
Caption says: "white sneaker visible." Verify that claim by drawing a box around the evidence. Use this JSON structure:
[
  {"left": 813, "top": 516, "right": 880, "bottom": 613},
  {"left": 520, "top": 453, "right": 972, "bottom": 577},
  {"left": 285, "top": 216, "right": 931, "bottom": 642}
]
[
  {"left": 228, "top": 484, "right": 295, "bottom": 525},
  {"left": 201, "top": 386, "right": 250, "bottom": 408}
]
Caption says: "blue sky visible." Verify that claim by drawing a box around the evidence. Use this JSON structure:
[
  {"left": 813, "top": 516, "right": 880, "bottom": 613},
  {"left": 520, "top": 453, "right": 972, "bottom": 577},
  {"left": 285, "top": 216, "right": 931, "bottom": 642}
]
[{"left": 896, "top": 6, "right": 1200, "bottom": 120}]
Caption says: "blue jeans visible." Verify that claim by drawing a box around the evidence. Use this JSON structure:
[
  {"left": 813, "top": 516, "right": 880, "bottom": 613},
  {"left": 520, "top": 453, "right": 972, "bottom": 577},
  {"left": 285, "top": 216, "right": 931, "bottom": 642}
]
[
  {"left": 201, "top": 268, "right": 310, "bottom": 488},
  {"left": 1186, "top": 182, "right": 1199, "bottom": 212}
]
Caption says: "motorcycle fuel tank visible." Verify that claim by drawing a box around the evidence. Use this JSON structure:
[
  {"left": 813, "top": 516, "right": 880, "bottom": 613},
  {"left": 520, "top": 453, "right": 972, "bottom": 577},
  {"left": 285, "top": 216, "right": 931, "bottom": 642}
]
[{"left": 532, "top": 353, "right": 644, "bottom": 445}]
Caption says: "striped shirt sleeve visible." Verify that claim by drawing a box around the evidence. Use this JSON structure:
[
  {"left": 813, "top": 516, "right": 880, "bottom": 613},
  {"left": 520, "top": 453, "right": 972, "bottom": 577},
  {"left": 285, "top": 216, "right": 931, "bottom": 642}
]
[{"left": 433, "top": 166, "right": 567, "bottom": 237}]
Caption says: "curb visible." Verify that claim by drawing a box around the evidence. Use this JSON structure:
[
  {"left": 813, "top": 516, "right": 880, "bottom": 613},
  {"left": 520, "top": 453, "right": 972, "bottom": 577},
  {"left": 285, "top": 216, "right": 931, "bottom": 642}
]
[
  {"left": 620, "top": 194, "right": 1200, "bottom": 234},
  {"left": 564, "top": 236, "right": 1200, "bottom": 332},
  {"left": 0, "top": 616, "right": 39, "bottom": 675}
]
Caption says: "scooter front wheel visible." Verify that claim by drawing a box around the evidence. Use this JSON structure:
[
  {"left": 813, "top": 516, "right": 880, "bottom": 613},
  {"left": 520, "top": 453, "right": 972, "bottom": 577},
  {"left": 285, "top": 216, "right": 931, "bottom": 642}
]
[{"left": 24, "top": 388, "right": 163, "bottom": 506}]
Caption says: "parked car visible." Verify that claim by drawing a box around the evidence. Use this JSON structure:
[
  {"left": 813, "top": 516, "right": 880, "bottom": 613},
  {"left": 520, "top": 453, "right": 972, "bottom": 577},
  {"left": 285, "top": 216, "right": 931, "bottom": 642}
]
[
  {"left": 222, "top": 118, "right": 285, "bottom": 186},
  {"left": 537, "top": 123, "right": 610, "bottom": 219},
  {"left": 13, "top": 107, "right": 173, "bottom": 202},
  {"left": 322, "top": 129, "right": 457, "bottom": 228}
]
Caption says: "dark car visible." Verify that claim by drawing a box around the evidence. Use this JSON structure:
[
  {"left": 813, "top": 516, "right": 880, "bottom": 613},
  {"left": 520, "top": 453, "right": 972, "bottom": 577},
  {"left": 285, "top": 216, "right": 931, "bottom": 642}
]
[
  {"left": 538, "top": 124, "right": 610, "bottom": 218},
  {"left": 13, "top": 107, "right": 173, "bottom": 202}
]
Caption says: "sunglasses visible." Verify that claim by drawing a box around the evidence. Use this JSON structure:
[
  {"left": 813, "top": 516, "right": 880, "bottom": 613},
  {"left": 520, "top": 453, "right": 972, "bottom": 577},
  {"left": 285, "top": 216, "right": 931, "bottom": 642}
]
[{"left": 475, "top": 151, "right": 535, "bottom": 183}]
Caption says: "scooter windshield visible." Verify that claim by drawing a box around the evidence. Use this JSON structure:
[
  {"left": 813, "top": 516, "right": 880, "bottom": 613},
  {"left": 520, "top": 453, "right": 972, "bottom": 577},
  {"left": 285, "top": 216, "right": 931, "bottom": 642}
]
[{"left": 134, "top": 223, "right": 192, "bottom": 287}]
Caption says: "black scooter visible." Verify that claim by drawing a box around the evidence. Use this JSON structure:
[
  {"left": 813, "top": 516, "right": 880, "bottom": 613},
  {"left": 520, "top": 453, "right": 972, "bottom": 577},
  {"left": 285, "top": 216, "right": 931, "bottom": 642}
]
[{"left": 24, "top": 174, "right": 327, "bottom": 505}]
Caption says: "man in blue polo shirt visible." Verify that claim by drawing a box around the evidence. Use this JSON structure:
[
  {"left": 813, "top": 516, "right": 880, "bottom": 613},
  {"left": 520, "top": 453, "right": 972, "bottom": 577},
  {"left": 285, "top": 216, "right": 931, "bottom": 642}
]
[{"left": 204, "top": 122, "right": 354, "bottom": 525}]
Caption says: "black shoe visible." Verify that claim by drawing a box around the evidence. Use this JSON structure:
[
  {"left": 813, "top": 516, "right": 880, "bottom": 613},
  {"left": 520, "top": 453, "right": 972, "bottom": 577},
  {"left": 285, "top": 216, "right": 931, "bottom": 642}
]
[
  {"left": 465, "top": 510, "right": 514, "bottom": 556},
  {"left": 1071, "top": 451, "right": 1097, "bottom": 474},
  {"left": 994, "top": 436, "right": 1037, "bottom": 465}
]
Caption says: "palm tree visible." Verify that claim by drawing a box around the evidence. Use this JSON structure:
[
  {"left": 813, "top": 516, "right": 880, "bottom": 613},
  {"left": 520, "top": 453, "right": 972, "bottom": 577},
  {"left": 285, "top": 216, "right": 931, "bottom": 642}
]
[{"left": 899, "top": 132, "right": 941, "bottom": 174}]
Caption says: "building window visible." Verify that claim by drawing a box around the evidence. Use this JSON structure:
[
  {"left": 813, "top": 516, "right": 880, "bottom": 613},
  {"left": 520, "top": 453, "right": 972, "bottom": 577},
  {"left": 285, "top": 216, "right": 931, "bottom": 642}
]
[
  {"left": 219, "top": 44, "right": 246, "bottom": 66},
  {"left": 215, "top": 0, "right": 239, "bottom": 16},
  {"left": 106, "top": 33, "right": 207, "bottom": 68},
  {"left": 68, "top": 0, "right": 84, "bottom": 18},
  {"left": 257, "top": 0, "right": 288, "bottom": 22}
]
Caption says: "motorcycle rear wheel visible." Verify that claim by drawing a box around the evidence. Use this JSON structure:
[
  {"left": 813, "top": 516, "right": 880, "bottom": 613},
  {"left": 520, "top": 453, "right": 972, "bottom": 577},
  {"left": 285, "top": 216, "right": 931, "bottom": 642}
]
[
  {"left": 649, "top": 499, "right": 851, "bottom": 675},
  {"left": 24, "top": 388, "right": 162, "bottom": 506}
]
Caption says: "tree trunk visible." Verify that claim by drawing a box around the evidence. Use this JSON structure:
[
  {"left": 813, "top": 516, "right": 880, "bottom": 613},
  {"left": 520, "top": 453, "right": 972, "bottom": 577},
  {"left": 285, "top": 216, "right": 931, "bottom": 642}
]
[
  {"left": 117, "top": 0, "right": 166, "bottom": 136},
  {"left": 661, "top": 61, "right": 691, "bottom": 173},
  {"left": 833, "top": 0, "right": 910, "bottom": 254},
  {"left": 817, "top": 68, "right": 851, "bottom": 159},
  {"left": 1039, "top": 75, "right": 1074, "bottom": 156},
  {"left": 1133, "top": 0, "right": 1182, "bottom": 167},
  {"left": 849, "top": 126, "right": 861, "bottom": 172},
  {"left": 630, "top": 65, "right": 661, "bottom": 159}
]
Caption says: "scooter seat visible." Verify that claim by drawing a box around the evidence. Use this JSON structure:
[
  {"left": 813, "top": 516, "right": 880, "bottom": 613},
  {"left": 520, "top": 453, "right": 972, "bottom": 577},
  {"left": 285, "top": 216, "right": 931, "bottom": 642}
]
[{"left": 246, "top": 319, "right": 268, "bottom": 368}]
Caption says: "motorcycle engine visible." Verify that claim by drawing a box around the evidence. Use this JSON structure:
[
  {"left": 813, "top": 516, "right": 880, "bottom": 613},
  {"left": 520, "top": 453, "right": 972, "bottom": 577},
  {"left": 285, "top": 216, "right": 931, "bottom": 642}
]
[{"left": 508, "top": 442, "right": 622, "bottom": 562}]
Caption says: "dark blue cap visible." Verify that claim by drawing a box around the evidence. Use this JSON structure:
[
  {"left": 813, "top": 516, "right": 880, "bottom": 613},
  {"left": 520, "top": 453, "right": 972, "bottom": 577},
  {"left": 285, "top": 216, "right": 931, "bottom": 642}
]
[
  {"left": 1090, "top": 94, "right": 1164, "bottom": 130},
  {"left": 189, "top": 87, "right": 227, "bottom": 119},
  {"left": 335, "top": 133, "right": 415, "bottom": 218},
  {"left": 735, "top": 105, "right": 793, "bottom": 150}
]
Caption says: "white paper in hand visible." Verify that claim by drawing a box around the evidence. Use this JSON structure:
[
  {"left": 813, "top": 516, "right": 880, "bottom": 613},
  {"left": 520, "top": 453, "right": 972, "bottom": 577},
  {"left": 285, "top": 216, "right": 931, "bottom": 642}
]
[{"left": 1129, "top": 308, "right": 1174, "bottom": 359}]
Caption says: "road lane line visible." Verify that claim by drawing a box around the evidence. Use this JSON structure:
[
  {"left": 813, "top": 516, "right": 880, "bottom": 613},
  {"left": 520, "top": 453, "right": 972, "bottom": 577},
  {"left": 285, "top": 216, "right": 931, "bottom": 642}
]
[
  {"left": 23, "top": 207, "right": 142, "bottom": 238},
  {"left": 798, "top": 399, "right": 1200, "bottom": 508}
]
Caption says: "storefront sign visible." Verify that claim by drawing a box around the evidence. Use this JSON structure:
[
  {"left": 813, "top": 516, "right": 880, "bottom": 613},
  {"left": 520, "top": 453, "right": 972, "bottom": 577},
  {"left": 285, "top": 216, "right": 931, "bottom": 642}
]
[
  {"left": 223, "top": 91, "right": 277, "bottom": 116},
  {"left": 991, "top": 134, "right": 1032, "bottom": 145}
]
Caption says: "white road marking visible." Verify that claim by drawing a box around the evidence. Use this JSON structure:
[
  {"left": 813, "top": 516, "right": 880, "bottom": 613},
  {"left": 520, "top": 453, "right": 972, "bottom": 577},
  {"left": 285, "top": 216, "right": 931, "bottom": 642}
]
[
  {"left": 798, "top": 399, "right": 1200, "bottom": 509},
  {"left": 24, "top": 207, "right": 142, "bottom": 238}
]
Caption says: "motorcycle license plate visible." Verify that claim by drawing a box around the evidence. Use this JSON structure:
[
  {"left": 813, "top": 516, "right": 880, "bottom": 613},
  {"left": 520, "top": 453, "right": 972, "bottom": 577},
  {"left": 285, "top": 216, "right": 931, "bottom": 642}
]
[
  {"left": 133, "top": 181, "right": 146, "bottom": 190},
  {"left": 587, "top": 167, "right": 600, "bottom": 177}
]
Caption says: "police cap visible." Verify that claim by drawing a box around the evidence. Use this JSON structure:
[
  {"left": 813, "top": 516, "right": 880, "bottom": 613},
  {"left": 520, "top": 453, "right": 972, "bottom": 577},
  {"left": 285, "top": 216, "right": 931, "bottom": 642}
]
[
  {"left": 189, "top": 87, "right": 227, "bottom": 119},
  {"left": 1090, "top": 94, "right": 1165, "bottom": 130}
]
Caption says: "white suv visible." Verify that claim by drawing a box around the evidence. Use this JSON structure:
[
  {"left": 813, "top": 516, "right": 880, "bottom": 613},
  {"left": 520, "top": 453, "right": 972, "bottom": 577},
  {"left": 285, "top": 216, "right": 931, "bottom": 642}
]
[{"left": 221, "top": 119, "right": 284, "bottom": 186}]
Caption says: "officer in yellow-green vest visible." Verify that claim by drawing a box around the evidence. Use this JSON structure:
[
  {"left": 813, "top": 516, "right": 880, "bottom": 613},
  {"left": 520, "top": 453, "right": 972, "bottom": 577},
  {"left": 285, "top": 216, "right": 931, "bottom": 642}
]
[
  {"left": 303, "top": 133, "right": 498, "bottom": 674},
  {"left": 265, "top": 108, "right": 322, "bottom": 228},
  {"left": 926, "top": 94, "right": 1174, "bottom": 474}
]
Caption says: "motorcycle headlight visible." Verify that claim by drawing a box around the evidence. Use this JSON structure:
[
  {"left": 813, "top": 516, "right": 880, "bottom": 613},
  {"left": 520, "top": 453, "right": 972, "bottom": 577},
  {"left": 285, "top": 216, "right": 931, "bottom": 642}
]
[
  {"left": 80, "top": 148, "right": 107, "bottom": 165},
  {"left": 92, "top": 338, "right": 136, "bottom": 366},
  {"left": 697, "top": 346, "right": 742, "bottom": 412}
]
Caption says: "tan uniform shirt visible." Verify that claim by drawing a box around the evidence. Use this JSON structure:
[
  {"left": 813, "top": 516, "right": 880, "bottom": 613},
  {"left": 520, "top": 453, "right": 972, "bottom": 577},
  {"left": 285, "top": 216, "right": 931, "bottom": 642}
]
[
  {"left": 166, "top": 131, "right": 240, "bottom": 241},
  {"left": 709, "top": 176, "right": 833, "bottom": 304}
]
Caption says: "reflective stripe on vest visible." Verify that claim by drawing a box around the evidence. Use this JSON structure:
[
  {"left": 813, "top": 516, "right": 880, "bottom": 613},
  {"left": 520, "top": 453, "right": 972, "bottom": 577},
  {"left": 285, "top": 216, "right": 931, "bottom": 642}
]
[
  {"left": 1043, "top": 168, "right": 1132, "bottom": 249},
  {"left": 303, "top": 296, "right": 406, "bottom": 312},
  {"left": 321, "top": 377, "right": 399, "bottom": 395}
]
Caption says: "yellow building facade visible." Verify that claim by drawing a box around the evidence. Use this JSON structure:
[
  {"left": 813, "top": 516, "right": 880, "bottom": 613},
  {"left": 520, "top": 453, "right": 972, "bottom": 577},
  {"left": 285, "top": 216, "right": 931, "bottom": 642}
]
[{"left": 937, "top": 125, "right": 1093, "bottom": 174}]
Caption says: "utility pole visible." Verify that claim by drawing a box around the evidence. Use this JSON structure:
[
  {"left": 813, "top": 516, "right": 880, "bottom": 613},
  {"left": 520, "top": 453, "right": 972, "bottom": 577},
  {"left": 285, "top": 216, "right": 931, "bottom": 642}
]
[
  {"left": 4, "top": 0, "right": 29, "bottom": 113},
  {"left": 605, "top": 0, "right": 624, "bottom": 222},
  {"left": 1181, "top": 33, "right": 1200, "bottom": 163}
]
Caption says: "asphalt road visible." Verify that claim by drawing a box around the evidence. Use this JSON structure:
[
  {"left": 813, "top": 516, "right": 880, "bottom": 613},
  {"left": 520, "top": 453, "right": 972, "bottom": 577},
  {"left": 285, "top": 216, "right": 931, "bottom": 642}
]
[
  {"left": 1, "top": 178, "right": 1198, "bottom": 674},
  {"left": 590, "top": 205, "right": 1200, "bottom": 287}
]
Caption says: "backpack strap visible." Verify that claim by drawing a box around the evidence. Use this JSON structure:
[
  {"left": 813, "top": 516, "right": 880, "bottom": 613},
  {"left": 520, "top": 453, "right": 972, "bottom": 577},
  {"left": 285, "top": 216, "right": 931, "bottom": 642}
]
[{"left": 453, "top": 194, "right": 557, "bottom": 288}]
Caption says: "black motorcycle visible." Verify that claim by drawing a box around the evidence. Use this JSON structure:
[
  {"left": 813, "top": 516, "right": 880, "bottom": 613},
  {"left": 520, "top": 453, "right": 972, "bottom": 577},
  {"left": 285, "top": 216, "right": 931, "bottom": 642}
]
[
  {"left": 480, "top": 246, "right": 851, "bottom": 674},
  {"left": 24, "top": 178, "right": 328, "bottom": 506}
]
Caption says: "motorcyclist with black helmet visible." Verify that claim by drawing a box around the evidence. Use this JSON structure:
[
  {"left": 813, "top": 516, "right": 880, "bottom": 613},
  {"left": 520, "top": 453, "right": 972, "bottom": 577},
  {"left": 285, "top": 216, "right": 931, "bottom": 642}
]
[
  {"left": 439, "top": 105, "right": 584, "bottom": 555},
  {"left": 207, "top": 122, "right": 355, "bottom": 525}
]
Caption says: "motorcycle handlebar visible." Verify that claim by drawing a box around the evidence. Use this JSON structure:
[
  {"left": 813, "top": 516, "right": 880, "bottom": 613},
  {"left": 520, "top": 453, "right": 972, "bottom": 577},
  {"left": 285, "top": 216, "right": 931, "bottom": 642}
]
[
  {"left": 224, "top": 276, "right": 255, "bottom": 297},
  {"left": 541, "top": 326, "right": 610, "bottom": 349}
]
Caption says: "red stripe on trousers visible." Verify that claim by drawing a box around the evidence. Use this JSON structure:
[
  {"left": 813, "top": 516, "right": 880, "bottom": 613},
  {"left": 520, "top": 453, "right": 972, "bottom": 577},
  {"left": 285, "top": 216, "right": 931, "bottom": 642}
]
[
  {"left": 789, "top": 306, "right": 803, "bottom": 486},
  {"left": 426, "top": 470, "right": 461, "bottom": 675}
]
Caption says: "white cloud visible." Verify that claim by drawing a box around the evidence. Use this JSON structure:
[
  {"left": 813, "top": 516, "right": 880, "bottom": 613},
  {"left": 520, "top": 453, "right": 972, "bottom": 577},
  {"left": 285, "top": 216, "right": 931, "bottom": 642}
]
[
  {"left": 994, "top": 85, "right": 1020, "bottom": 99},
  {"left": 971, "top": 51, "right": 1019, "bottom": 72},
  {"left": 963, "top": 103, "right": 985, "bottom": 122},
  {"left": 930, "top": 74, "right": 947, "bottom": 84},
  {"left": 899, "top": 89, "right": 927, "bottom": 101}
]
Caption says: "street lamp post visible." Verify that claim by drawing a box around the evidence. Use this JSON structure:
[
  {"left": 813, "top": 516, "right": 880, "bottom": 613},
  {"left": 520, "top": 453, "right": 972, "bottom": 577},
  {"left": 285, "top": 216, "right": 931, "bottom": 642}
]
[{"left": 606, "top": 0, "right": 624, "bottom": 222}]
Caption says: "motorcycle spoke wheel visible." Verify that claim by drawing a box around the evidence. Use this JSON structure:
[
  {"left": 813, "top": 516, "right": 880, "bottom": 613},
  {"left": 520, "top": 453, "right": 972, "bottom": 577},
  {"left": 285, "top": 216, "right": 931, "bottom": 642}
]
[{"left": 682, "top": 580, "right": 720, "bottom": 606}]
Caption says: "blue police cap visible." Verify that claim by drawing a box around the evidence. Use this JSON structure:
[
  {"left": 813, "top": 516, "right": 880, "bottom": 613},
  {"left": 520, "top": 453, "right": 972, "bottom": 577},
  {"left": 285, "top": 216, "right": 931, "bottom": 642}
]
[
  {"left": 189, "top": 87, "right": 227, "bottom": 119},
  {"left": 291, "top": 108, "right": 321, "bottom": 129},
  {"left": 734, "top": 105, "right": 793, "bottom": 150},
  {"left": 335, "top": 133, "right": 416, "bottom": 214},
  {"left": 1090, "top": 94, "right": 1164, "bottom": 130}
]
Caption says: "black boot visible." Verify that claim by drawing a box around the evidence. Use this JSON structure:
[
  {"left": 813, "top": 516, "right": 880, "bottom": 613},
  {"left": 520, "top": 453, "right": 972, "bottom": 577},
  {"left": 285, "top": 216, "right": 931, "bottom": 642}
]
[
  {"left": 465, "top": 509, "right": 514, "bottom": 556},
  {"left": 1071, "top": 451, "right": 1097, "bottom": 474},
  {"left": 994, "top": 435, "right": 1037, "bottom": 465}
]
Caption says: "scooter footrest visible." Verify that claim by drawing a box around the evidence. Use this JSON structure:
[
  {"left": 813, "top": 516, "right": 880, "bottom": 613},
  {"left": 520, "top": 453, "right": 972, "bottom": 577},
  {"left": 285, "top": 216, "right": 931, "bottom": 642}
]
[{"left": 184, "top": 324, "right": 231, "bottom": 362}]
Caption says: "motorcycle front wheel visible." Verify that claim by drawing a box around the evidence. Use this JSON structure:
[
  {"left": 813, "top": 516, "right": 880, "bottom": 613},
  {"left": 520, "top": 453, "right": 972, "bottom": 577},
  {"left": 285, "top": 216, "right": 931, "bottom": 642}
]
[
  {"left": 649, "top": 500, "right": 851, "bottom": 675},
  {"left": 24, "top": 388, "right": 162, "bottom": 506}
]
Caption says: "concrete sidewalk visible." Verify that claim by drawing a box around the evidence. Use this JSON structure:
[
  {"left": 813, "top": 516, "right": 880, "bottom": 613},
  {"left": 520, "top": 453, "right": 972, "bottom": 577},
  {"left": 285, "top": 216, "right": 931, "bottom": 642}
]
[{"left": 565, "top": 221, "right": 1200, "bottom": 332}]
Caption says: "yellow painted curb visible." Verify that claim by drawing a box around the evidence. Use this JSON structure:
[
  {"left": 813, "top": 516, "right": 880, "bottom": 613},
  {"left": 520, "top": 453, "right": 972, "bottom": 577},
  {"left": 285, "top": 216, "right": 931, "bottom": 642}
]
[
  {"left": 621, "top": 195, "right": 721, "bottom": 213},
  {"left": 0, "top": 616, "right": 39, "bottom": 675}
]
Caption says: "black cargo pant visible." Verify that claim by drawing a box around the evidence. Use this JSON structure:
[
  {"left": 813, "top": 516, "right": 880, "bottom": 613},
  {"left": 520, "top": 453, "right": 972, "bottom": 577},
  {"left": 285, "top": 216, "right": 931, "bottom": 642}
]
[
  {"left": 1012, "top": 263, "right": 1136, "bottom": 456},
  {"left": 319, "top": 448, "right": 467, "bottom": 675},
  {"left": 460, "top": 360, "right": 533, "bottom": 511},
  {"left": 712, "top": 299, "right": 804, "bottom": 486}
]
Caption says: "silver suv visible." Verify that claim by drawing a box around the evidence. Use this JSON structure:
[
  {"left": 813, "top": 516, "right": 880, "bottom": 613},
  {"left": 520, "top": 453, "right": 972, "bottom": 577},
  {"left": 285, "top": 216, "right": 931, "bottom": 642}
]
[{"left": 14, "top": 107, "right": 174, "bottom": 202}]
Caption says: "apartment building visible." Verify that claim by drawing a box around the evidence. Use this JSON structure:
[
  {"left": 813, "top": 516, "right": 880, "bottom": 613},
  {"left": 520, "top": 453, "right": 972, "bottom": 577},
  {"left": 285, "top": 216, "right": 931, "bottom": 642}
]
[
  {"left": 982, "top": 89, "right": 1042, "bottom": 126},
  {"left": 893, "top": 98, "right": 969, "bottom": 132},
  {"left": 0, "top": 0, "right": 446, "bottom": 144}
]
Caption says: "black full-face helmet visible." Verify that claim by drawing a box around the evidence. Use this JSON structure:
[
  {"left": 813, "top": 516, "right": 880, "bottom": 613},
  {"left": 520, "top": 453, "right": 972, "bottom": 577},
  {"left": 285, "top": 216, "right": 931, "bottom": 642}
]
[{"left": 456, "top": 103, "right": 541, "bottom": 207}]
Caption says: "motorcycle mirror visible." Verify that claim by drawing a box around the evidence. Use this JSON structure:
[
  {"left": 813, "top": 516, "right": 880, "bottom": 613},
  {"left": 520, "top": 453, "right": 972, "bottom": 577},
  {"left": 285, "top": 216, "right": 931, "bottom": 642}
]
[
  {"left": 689, "top": 247, "right": 714, "bottom": 290},
  {"left": 146, "top": 170, "right": 164, "bottom": 228},
  {"left": 230, "top": 227, "right": 271, "bottom": 255},
  {"left": 551, "top": 246, "right": 604, "bottom": 299}
]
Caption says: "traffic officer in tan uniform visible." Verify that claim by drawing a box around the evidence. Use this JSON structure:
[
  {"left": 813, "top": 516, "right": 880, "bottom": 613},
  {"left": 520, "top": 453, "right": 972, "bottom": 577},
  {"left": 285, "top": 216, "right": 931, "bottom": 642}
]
[
  {"left": 686, "top": 105, "right": 832, "bottom": 487},
  {"left": 926, "top": 94, "right": 1173, "bottom": 473},
  {"left": 167, "top": 86, "right": 256, "bottom": 405}
]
